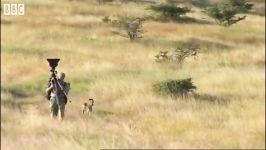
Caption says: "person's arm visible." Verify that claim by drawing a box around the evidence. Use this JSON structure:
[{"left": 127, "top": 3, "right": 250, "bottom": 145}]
[
  {"left": 64, "top": 83, "right": 70, "bottom": 94},
  {"left": 46, "top": 84, "right": 53, "bottom": 93}
]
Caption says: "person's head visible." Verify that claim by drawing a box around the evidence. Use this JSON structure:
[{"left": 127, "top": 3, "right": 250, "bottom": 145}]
[{"left": 58, "top": 72, "right": 65, "bottom": 80}]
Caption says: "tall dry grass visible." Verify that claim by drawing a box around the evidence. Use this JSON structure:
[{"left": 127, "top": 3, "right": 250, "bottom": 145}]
[{"left": 1, "top": 0, "right": 265, "bottom": 149}]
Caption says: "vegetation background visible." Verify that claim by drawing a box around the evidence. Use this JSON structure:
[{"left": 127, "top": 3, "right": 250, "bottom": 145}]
[{"left": 1, "top": 0, "right": 265, "bottom": 149}]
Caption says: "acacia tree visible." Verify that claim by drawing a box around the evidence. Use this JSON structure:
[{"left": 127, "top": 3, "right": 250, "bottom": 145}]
[
  {"left": 204, "top": 0, "right": 253, "bottom": 27},
  {"left": 227, "top": 0, "right": 253, "bottom": 13},
  {"left": 120, "top": 17, "right": 144, "bottom": 41},
  {"left": 149, "top": 4, "right": 190, "bottom": 20},
  {"left": 103, "top": 16, "right": 144, "bottom": 41}
]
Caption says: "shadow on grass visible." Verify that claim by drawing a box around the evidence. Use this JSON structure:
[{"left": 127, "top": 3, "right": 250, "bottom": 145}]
[
  {"left": 136, "top": 37, "right": 179, "bottom": 47},
  {"left": 2, "top": 44, "right": 51, "bottom": 58},
  {"left": 176, "top": 37, "right": 233, "bottom": 51},
  {"left": 1, "top": 19, "right": 12, "bottom": 25},
  {"left": 119, "top": 0, "right": 156, "bottom": 4},
  {"left": 190, "top": 0, "right": 212, "bottom": 8},
  {"left": 146, "top": 15, "right": 214, "bottom": 25},
  {"left": 95, "top": 109, "right": 115, "bottom": 117},
  {"left": 1, "top": 88, "right": 29, "bottom": 99},
  {"left": 1, "top": 75, "right": 48, "bottom": 99},
  {"left": 192, "top": 93, "right": 230, "bottom": 105},
  {"left": 1, "top": 98, "right": 22, "bottom": 111},
  {"left": 158, "top": 92, "right": 231, "bottom": 105},
  {"left": 135, "top": 37, "right": 233, "bottom": 51},
  {"left": 172, "top": 17, "right": 213, "bottom": 25}
]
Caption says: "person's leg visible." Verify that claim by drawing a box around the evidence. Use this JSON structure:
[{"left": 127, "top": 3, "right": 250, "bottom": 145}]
[
  {"left": 50, "top": 97, "right": 58, "bottom": 118},
  {"left": 58, "top": 104, "right": 65, "bottom": 121}
]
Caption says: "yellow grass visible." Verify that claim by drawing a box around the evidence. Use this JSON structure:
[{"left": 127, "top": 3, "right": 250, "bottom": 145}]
[{"left": 1, "top": 0, "right": 265, "bottom": 149}]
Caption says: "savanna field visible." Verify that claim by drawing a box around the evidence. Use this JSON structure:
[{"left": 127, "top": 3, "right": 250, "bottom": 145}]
[{"left": 1, "top": 0, "right": 265, "bottom": 149}]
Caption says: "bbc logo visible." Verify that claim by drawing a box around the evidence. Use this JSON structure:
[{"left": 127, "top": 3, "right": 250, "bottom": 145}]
[{"left": 3, "top": 4, "right": 25, "bottom": 15}]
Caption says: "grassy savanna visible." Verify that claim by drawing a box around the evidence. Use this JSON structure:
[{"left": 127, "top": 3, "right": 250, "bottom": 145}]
[{"left": 1, "top": 0, "right": 265, "bottom": 149}]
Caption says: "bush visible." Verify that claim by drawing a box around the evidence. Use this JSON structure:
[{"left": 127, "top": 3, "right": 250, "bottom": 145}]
[
  {"left": 102, "top": 16, "right": 111, "bottom": 23},
  {"left": 203, "top": 0, "right": 253, "bottom": 27},
  {"left": 148, "top": 4, "right": 190, "bottom": 20},
  {"left": 153, "top": 78, "right": 196, "bottom": 98},
  {"left": 172, "top": 47, "right": 198, "bottom": 65},
  {"left": 155, "top": 47, "right": 198, "bottom": 67}
]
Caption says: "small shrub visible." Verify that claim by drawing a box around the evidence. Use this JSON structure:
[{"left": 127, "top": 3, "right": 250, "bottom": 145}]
[
  {"left": 102, "top": 16, "right": 111, "bottom": 23},
  {"left": 155, "top": 47, "right": 198, "bottom": 67},
  {"left": 172, "top": 47, "right": 198, "bottom": 66},
  {"left": 153, "top": 78, "right": 196, "bottom": 98}
]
